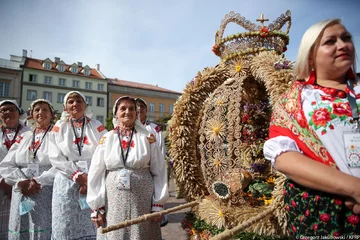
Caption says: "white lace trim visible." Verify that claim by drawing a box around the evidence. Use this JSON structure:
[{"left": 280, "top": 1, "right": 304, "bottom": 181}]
[{"left": 264, "top": 136, "right": 301, "bottom": 166}]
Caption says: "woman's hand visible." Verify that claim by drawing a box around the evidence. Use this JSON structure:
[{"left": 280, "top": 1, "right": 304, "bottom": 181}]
[
  {"left": 0, "top": 179, "right": 12, "bottom": 198},
  {"left": 79, "top": 185, "right": 87, "bottom": 195},
  {"left": 91, "top": 213, "right": 106, "bottom": 228},
  {"left": 345, "top": 198, "right": 360, "bottom": 214},
  {"left": 76, "top": 173, "right": 88, "bottom": 194},
  {"left": 19, "top": 179, "right": 41, "bottom": 196}
]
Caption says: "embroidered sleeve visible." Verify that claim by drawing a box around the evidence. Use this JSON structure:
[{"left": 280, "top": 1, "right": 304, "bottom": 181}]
[
  {"left": 147, "top": 134, "right": 156, "bottom": 144},
  {"left": 97, "top": 125, "right": 106, "bottom": 133},
  {"left": 90, "top": 207, "right": 106, "bottom": 218},
  {"left": 71, "top": 170, "right": 85, "bottom": 182},
  {"left": 154, "top": 125, "right": 161, "bottom": 133},
  {"left": 263, "top": 136, "right": 302, "bottom": 166},
  {"left": 51, "top": 126, "right": 60, "bottom": 133},
  {"left": 99, "top": 136, "right": 106, "bottom": 145}
]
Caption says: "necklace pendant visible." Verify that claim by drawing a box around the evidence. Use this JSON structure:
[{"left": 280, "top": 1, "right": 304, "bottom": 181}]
[{"left": 29, "top": 151, "right": 35, "bottom": 160}]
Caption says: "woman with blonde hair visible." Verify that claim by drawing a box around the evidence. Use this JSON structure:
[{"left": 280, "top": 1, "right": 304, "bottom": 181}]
[
  {"left": 0, "top": 99, "right": 56, "bottom": 239},
  {"left": 87, "top": 96, "right": 168, "bottom": 240},
  {"left": 49, "top": 91, "right": 107, "bottom": 239},
  {"left": 264, "top": 19, "right": 360, "bottom": 237}
]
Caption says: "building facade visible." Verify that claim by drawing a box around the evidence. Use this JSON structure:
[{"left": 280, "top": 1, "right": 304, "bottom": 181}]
[
  {"left": 22, "top": 54, "right": 108, "bottom": 124},
  {"left": 108, "top": 78, "right": 181, "bottom": 122},
  {"left": 0, "top": 51, "right": 26, "bottom": 103}
]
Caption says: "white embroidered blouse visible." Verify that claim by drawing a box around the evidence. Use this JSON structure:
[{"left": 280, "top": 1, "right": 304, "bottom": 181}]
[
  {"left": 48, "top": 118, "right": 107, "bottom": 179},
  {"left": 264, "top": 84, "right": 360, "bottom": 177},
  {"left": 87, "top": 128, "right": 169, "bottom": 212},
  {"left": 0, "top": 128, "right": 57, "bottom": 186}
]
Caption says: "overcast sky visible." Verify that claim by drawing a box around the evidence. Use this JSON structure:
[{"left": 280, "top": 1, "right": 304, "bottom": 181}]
[{"left": 0, "top": 0, "right": 359, "bottom": 93}]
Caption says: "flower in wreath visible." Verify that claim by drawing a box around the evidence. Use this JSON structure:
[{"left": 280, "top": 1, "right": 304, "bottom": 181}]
[
  {"left": 208, "top": 150, "right": 228, "bottom": 175},
  {"left": 202, "top": 198, "right": 227, "bottom": 228},
  {"left": 259, "top": 27, "right": 269, "bottom": 37},
  {"left": 211, "top": 181, "right": 231, "bottom": 200},
  {"left": 310, "top": 107, "right": 331, "bottom": 128},
  {"left": 332, "top": 102, "right": 352, "bottom": 117},
  {"left": 206, "top": 118, "right": 226, "bottom": 141},
  {"left": 228, "top": 58, "right": 249, "bottom": 78}
]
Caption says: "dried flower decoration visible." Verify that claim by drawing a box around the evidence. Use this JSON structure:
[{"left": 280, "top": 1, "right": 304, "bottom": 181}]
[
  {"left": 206, "top": 118, "right": 226, "bottom": 142},
  {"left": 229, "top": 58, "right": 250, "bottom": 78},
  {"left": 274, "top": 57, "right": 293, "bottom": 70},
  {"left": 212, "top": 181, "right": 231, "bottom": 200}
]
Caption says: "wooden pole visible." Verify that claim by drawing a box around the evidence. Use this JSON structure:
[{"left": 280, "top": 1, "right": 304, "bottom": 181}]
[{"left": 100, "top": 200, "right": 199, "bottom": 234}]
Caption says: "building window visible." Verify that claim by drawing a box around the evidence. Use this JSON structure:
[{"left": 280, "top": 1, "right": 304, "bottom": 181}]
[
  {"left": 72, "top": 80, "right": 80, "bottom": 88},
  {"left": 169, "top": 104, "right": 174, "bottom": 114},
  {"left": 96, "top": 116, "right": 104, "bottom": 124},
  {"left": 149, "top": 103, "right": 155, "bottom": 112},
  {"left": 43, "top": 91, "right": 52, "bottom": 101},
  {"left": 97, "top": 97, "right": 104, "bottom": 107},
  {"left": 0, "top": 82, "right": 10, "bottom": 96},
  {"left": 59, "top": 78, "right": 66, "bottom": 86},
  {"left": 44, "top": 76, "right": 52, "bottom": 84},
  {"left": 98, "top": 84, "right": 104, "bottom": 91},
  {"left": 84, "top": 69, "right": 90, "bottom": 76},
  {"left": 27, "top": 90, "right": 37, "bottom": 100},
  {"left": 71, "top": 67, "right": 78, "bottom": 74},
  {"left": 57, "top": 93, "right": 65, "bottom": 103},
  {"left": 58, "top": 65, "right": 65, "bottom": 72},
  {"left": 159, "top": 104, "right": 164, "bottom": 113},
  {"left": 29, "top": 74, "right": 37, "bottom": 82},
  {"left": 85, "top": 82, "right": 92, "bottom": 89},
  {"left": 85, "top": 96, "right": 92, "bottom": 106},
  {"left": 44, "top": 62, "right": 51, "bottom": 70}
]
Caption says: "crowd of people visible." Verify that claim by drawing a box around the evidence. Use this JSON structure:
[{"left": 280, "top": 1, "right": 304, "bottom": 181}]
[
  {"left": 0, "top": 92, "right": 168, "bottom": 240},
  {"left": 1, "top": 17, "right": 360, "bottom": 239}
]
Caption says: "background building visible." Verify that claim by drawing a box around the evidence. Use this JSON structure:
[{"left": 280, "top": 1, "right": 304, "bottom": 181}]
[
  {"left": 0, "top": 50, "right": 26, "bottom": 103},
  {"left": 108, "top": 78, "right": 181, "bottom": 122},
  {"left": 21, "top": 52, "right": 108, "bottom": 124}
]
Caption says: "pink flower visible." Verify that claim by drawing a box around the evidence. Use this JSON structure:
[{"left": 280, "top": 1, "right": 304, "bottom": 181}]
[
  {"left": 302, "top": 192, "right": 308, "bottom": 199},
  {"left": 334, "top": 199, "right": 342, "bottom": 205},
  {"left": 292, "top": 225, "right": 296, "bottom": 232},
  {"left": 347, "top": 214, "right": 360, "bottom": 225},
  {"left": 305, "top": 209, "right": 310, "bottom": 217},
  {"left": 315, "top": 195, "right": 320, "bottom": 201},
  {"left": 291, "top": 200, "right": 297, "bottom": 207},
  {"left": 319, "top": 213, "right": 331, "bottom": 223},
  {"left": 313, "top": 224, "right": 318, "bottom": 231},
  {"left": 286, "top": 205, "right": 290, "bottom": 211}
]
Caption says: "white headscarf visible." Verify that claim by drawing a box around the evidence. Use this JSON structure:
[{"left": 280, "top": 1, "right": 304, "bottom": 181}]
[
  {"left": 112, "top": 96, "right": 149, "bottom": 136},
  {"left": 0, "top": 99, "right": 27, "bottom": 125},
  {"left": 26, "top": 99, "right": 56, "bottom": 128},
  {"left": 60, "top": 91, "right": 93, "bottom": 120}
]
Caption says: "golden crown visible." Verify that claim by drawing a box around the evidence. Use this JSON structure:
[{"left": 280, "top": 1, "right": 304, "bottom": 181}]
[{"left": 212, "top": 10, "right": 291, "bottom": 62}]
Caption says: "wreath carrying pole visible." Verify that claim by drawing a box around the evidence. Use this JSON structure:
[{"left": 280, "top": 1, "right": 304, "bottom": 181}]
[
  {"left": 210, "top": 207, "right": 275, "bottom": 240},
  {"left": 100, "top": 200, "right": 200, "bottom": 234}
]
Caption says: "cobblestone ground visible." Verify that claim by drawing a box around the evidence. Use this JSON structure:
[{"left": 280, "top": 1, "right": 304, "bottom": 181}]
[{"left": 161, "top": 178, "right": 189, "bottom": 240}]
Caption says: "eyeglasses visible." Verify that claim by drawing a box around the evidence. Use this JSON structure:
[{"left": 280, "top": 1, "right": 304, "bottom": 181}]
[{"left": 0, "top": 107, "right": 18, "bottom": 114}]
